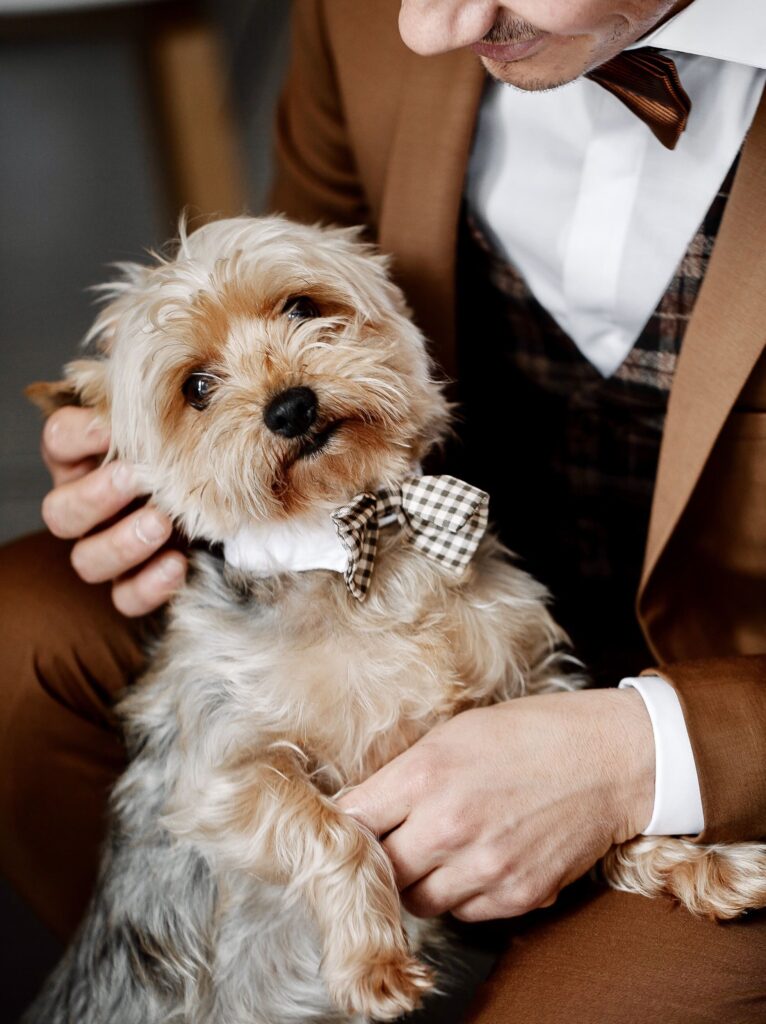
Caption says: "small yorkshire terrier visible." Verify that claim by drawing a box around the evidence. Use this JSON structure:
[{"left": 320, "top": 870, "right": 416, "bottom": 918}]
[{"left": 26, "top": 216, "right": 766, "bottom": 1024}]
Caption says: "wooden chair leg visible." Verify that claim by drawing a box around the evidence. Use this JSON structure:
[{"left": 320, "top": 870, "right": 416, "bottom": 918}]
[{"left": 145, "top": 8, "right": 248, "bottom": 221}]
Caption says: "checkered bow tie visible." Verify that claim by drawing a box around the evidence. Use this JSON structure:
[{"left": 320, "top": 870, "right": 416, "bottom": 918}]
[{"left": 331, "top": 475, "right": 490, "bottom": 600}]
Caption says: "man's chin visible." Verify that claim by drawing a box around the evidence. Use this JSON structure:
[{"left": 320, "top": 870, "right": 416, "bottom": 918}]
[{"left": 478, "top": 52, "right": 588, "bottom": 93}]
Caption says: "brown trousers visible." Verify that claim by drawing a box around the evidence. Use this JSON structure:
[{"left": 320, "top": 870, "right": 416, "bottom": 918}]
[{"left": 2, "top": 531, "right": 765, "bottom": 1023}]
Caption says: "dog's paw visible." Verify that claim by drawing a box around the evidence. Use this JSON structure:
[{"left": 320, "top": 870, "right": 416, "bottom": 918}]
[{"left": 328, "top": 952, "right": 434, "bottom": 1021}]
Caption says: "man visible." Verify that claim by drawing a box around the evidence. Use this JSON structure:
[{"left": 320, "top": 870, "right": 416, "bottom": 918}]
[{"left": 1, "top": 0, "right": 765, "bottom": 1020}]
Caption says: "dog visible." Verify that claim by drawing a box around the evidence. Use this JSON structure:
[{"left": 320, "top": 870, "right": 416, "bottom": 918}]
[{"left": 25, "top": 216, "right": 766, "bottom": 1024}]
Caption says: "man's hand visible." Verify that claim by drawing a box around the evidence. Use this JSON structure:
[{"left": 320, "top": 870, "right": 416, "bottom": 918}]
[
  {"left": 41, "top": 406, "right": 187, "bottom": 616},
  {"left": 338, "top": 689, "right": 654, "bottom": 921}
]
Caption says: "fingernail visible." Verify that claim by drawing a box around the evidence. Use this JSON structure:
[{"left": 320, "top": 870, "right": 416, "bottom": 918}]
[
  {"left": 155, "top": 554, "right": 186, "bottom": 584},
  {"left": 112, "top": 462, "right": 135, "bottom": 493},
  {"left": 135, "top": 510, "right": 169, "bottom": 545}
]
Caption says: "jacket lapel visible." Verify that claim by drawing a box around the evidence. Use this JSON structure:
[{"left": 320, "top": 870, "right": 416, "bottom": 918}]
[
  {"left": 640, "top": 92, "right": 766, "bottom": 595},
  {"left": 378, "top": 49, "right": 485, "bottom": 380}
]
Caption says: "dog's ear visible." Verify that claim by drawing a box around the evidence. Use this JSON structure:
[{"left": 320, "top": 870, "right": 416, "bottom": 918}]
[{"left": 26, "top": 357, "right": 109, "bottom": 417}]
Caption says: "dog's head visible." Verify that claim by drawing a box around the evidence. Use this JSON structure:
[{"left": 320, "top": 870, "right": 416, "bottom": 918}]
[{"left": 30, "top": 217, "right": 450, "bottom": 541}]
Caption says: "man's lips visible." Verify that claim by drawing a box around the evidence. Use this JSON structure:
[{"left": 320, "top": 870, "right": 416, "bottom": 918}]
[{"left": 470, "top": 34, "right": 548, "bottom": 63}]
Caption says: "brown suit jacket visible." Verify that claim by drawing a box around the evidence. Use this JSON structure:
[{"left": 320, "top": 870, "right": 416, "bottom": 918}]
[{"left": 269, "top": 0, "right": 766, "bottom": 843}]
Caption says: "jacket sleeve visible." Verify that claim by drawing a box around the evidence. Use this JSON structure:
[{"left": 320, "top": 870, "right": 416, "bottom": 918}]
[
  {"left": 645, "top": 656, "right": 766, "bottom": 842},
  {"left": 267, "top": 0, "right": 370, "bottom": 229}
]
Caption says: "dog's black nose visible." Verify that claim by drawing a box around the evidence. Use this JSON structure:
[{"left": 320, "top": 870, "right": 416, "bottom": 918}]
[{"left": 263, "top": 387, "right": 318, "bottom": 438}]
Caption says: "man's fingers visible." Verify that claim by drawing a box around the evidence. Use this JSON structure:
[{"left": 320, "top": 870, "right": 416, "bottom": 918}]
[
  {"left": 337, "top": 745, "right": 428, "bottom": 836},
  {"left": 451, "top": 879, "right": 558, "bottom": 923},
  {"left": 47, "top": 456, "right": 100, "bottom": 487},
  {"left": 400, "top": 837, "right": 513, "bottom": 917},
  {"left": 381, "top": 817, "right": 442, "bottom": 890},
  {"left": 449, "top": 893, "right": 502, "bottom": 924},
  {"left": 70, "top": 506, "right": 174, "bottom": 584},
  {"left": 111, "top": 552, "right": 188, "bottom": 617},
  {"left": 402, "top": 862, "right": 484, "bottom": 919},
  {"left": 42, "top": 460, "right": 143, "bottom": 539},
  {"left": 42, "top": 407, "right": 110, "bottom": 471},
  {"left": 38, "top": 407, "right": 186, "bottom": 615}
]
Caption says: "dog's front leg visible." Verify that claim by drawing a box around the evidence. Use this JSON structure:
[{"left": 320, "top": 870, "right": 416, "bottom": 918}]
[{"left": 164, "top": 748, "right": 433, "bottom": 1021}]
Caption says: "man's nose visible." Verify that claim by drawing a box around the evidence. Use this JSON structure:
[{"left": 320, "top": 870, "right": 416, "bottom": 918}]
[{"left": 398, "top": 0, "right": 500, "bottom": 56}]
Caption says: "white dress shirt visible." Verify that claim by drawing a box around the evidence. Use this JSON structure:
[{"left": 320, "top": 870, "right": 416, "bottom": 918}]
[
  {"left": 465, "top": 0, "right": 766, "bottom": 836},
  {"left": 466, "top": 0, "right": 766, "bottom": 377}
]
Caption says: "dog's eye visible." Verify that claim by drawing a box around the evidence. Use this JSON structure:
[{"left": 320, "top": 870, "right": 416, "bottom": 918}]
[
  {"left": 283, "top": 296, "right": 320, "bottom": 321},
  {"left": 182, "top": 372, "right": 217, "bottom": 411}
]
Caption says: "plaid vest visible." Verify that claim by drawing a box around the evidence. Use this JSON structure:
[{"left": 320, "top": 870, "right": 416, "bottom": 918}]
[{"left": 454, "top": 162, "right": 737, "bottom": 684}]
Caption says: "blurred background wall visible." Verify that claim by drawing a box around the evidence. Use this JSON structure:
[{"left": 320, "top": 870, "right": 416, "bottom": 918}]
[{"left": 0, "top": 3, "right": 290, "bottom": 1016}]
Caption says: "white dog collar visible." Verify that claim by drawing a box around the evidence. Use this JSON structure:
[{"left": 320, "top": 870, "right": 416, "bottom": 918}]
[
  {"left": 223, "top": 512, "right": 348, "bottom": 579},
  {"left": 223, "top": 476, "right": 489, "bottom": 601}
]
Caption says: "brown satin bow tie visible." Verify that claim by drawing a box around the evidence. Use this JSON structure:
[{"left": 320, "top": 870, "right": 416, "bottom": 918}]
[{"left": 586, "top": 47, "right": 691, "bottom": 150}]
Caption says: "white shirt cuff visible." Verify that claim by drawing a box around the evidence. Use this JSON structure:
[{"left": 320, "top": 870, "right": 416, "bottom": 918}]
[{"left": 618, "top": 675, "right": 704, "bottom": 836}]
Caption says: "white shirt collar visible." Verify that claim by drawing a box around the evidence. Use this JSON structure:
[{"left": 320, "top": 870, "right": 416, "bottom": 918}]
[{"left": 636, "top": 0, "right": 766, "bottom": 69}]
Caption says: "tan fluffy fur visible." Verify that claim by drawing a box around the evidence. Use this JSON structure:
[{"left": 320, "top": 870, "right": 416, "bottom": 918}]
[{"left": 28, "top": 216, "right": 766, "bottom": 1023}]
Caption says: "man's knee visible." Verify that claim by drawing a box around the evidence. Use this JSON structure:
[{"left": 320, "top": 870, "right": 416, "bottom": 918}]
[
  {"left": 0, "top": 531, "right": 145, "bottom": 936},
  {"left": 0, "top": 530, "right": 144, "bottom": 722},
  {"left": 466, "top": 880, "right": 766, "bottom": 1024}
]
